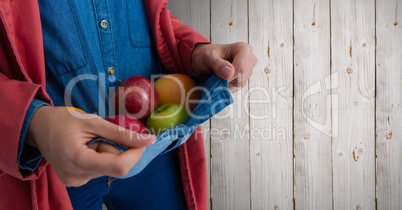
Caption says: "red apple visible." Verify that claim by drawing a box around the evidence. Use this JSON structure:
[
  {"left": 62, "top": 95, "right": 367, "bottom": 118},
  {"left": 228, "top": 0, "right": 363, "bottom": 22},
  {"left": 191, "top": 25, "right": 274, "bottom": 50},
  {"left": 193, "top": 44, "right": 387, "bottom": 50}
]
[
  {"left": 106, "top": 115, "right": 149, "bottom": 134},
  {"left": 113, "top": 76, "right": 159, "bottom": 120}
]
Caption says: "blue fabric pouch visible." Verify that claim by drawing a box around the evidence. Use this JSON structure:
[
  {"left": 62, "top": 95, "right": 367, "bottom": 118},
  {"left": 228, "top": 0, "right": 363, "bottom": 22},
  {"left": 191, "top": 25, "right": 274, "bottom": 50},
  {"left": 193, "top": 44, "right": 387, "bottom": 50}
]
[{"left": 88, "top": 74, "right": 233, "bottom": 178}]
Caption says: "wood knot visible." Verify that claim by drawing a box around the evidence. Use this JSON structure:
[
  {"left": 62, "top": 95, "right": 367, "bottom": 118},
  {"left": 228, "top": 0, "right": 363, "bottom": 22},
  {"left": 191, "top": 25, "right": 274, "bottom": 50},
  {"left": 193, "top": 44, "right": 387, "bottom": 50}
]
[
  {"left": 346, "top": 67, "right": 353, "bottom": 74},
  {"left": 267, "top": 46, "right": 270, "bottom": 57},
  {"left": 349, "top": 42, "right": 353, "bottom": 58},
  {"left": 264, "top": 67, "right": 271, "bottom": 74},
  {"left": 352, "top": 147, "right": 364, "bottom": 162},
  {"left": 220, "top": 134, "right": 229, "bottom": 140},
  {"left": 311, "top": 21, "right": 316, "bottom": 26},
  {"left": 386, "top": 132, "right": 393, "bottom": 140},
  {"left": 228, "top": 21, "right": 233, "bottom": 26}
]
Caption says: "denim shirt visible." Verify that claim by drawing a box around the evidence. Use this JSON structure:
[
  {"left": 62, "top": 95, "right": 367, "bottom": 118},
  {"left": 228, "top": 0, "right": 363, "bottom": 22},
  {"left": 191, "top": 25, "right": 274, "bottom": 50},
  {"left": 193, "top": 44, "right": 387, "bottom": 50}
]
[{"left": 19, "top": 0, "right": 162, "bottom": 171}]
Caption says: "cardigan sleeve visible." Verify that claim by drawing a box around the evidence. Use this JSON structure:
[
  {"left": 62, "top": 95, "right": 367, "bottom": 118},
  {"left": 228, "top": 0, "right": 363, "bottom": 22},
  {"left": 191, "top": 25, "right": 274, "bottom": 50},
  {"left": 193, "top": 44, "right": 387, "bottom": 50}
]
[
  {"left": 168, "top": 13, "right": 210, "bottom": 75},
  {"left": 0, "top": 73, "right": 50, "bottom": 180},
  {"left": 0, "top": 0, "right": 52, "bottom": 180}
]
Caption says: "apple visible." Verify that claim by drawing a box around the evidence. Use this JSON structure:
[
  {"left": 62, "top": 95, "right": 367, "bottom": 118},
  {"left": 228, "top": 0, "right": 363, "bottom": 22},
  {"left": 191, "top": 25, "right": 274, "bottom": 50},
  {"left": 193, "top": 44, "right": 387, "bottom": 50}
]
[
  {"left": 145, "top": 103, "right": 189, "bottom": 135},
  {"left": 106, "top": 115, "right": 149, "bottom": 134},
  {"left": 113, "top": 76, "right": 159, "bottom": 120},
  {"left": 59, "top": 106, "right": 86, "bottom": 113},
  {"left": 153, "top": 74, "right": 201, "bottom": 112}
]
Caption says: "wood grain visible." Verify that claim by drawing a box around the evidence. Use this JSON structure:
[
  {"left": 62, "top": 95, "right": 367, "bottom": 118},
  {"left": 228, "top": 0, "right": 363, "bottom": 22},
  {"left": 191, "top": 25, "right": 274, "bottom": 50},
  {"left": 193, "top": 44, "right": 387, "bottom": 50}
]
[
  {"left": 248, "top": 0, "right": 294, "bottom": 209},
  {"left": 210, "top": 0, "right": 250, "bottom": 209},
  {"left": 293, "top": 0, "right": 332, "bottom": 209},
  {"left": 331, "top": 0, "right": 376, "bottom": 209},
  {"left": 376, "top": 0, "right": 402, "bottom": 209}
]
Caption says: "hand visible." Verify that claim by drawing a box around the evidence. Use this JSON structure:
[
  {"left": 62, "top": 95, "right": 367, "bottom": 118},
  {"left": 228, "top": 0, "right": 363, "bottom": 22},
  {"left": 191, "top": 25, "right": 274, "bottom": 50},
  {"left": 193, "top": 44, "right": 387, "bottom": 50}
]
[
  {"left": 191, "top": 42, "right": 258, "bottom": 93},
  {"left": 27, "top": 106, "right": 155, "bottom": 187}
]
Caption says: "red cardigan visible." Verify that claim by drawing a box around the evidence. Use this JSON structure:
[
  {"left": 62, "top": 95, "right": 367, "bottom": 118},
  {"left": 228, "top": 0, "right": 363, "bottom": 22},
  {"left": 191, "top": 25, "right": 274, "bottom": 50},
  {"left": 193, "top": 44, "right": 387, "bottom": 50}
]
[{"left": 0, "top": 0, "right": 209, "bottom": 209}]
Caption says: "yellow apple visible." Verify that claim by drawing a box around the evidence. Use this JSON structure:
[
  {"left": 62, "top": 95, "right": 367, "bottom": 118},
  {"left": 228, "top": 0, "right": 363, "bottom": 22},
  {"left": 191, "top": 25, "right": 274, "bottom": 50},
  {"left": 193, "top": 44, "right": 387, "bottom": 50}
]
[{"left": 154, "top": 74, "right": 201, "bottom": 112}]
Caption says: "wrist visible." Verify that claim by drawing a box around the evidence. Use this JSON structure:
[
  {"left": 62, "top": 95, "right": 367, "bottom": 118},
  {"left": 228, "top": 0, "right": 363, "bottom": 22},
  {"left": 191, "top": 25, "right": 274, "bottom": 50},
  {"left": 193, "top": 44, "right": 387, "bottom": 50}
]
[{"left": 26, "top": 106, "right": 52, "bottom": 147}]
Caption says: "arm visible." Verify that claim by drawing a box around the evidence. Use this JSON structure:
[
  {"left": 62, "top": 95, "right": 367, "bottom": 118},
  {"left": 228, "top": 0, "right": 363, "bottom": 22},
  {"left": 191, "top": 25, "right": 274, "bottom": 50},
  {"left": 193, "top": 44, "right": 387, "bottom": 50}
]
[
  {"left": 144, "top": 2, "right": 257, "bottom": 91},
  {"left": 170, "top": 14, "right": 258, "bottom": 92},
  {"left": 0, "top": 72, "right": 157, "bottom": 186},
  {"left": 0, "top": 72, "right": 51, "bottom": 180},
  {"left": 18, "top": 99, "right": 49, "bottom": 172},
  {"left": 0, "top": 0, "right": 158, "bottom": 186},
  {"left": 0, "top": 0, "right": 54, "bottom": 180},
  {"left": 26, "top": 106, "right": 156, "bottom": 186},
  {"left": 168, "top": 14, "right": 210, "bottom": 74}
]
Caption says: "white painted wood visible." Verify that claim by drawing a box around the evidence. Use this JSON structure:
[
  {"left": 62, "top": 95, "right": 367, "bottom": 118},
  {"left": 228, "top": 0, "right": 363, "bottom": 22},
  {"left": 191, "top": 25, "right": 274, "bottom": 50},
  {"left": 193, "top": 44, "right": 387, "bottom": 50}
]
[
  {"left": 166, "top": 1, "right": 402, "bottom": 210},
  {"left": 331, "top": 0, "right": 376, "bottom": 209},
  {"left": 248, "top": 0, "right": 293, "bottom": 209},
  {"left": 293, "top": 0, "right": 332, "bottom": 209},
  {"left": 376, "top": 0, "right": 402, "bottom": 209},
  {"left": 167, "top": 0, "right": 210, "bottom": 38},
  {"left": 210, "top": 0, "right": 250, "bottom": 209}
]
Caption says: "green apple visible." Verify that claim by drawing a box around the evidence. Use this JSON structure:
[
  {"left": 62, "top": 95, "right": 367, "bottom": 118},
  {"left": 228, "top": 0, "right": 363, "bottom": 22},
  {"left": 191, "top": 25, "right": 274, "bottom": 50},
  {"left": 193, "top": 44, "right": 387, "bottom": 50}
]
[{"left": 145, "top": 103, "right": 189, "bottom": 135}]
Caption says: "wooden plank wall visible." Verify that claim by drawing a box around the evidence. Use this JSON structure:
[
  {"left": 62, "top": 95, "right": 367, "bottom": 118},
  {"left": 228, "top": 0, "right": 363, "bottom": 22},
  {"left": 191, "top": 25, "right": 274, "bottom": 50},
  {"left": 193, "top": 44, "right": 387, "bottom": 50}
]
[
  {"left": 209, "top": 0, "right": 250, "bottom": 209},
  {"left": 331, "top": 0, "right": 376, "bottom": 209},
  {"left": 293, "top": 0, "right": 332, "bottom": 209},
  {"left": 168, "top": 0, "right": 402, "bottom": 209},
  {"left": 248, "top": 0, "right": 293, "bottom": 209},
  {"left": 376, "top": 0, "right": 402, "bottom": 210}
]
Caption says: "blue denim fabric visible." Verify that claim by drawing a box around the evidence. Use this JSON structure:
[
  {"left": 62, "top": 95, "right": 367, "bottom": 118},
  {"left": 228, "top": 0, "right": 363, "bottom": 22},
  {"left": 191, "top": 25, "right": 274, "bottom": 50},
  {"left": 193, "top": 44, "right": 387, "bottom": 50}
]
[
  {"left": 18, "top": 0, "right": 162, "bottom": 170},
  {"left": 18, "top": 99, "right": 49, "bottom": 171},
  {"left": 88, "top": 74, "right": 233, "bottom": 178},
  {"left": 67, "top": 151, "right": 188, "bottom": 210},
  {"left": 39, "top": 0, "right": 162, "bottom": 115}
]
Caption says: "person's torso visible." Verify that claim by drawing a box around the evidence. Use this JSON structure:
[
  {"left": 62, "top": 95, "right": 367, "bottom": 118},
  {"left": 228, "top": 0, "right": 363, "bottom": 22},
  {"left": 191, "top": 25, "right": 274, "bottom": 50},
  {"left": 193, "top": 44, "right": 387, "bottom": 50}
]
[{"left": 38, "top": 0, "right": 163, "bottom": 117}]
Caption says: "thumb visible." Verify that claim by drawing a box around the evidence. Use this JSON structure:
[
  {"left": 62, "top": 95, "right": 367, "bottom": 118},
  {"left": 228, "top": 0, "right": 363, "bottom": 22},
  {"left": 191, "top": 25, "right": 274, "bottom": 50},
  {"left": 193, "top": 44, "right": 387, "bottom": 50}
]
[{"left": 211, "top": 58, "right": 235, "bottom": 81}]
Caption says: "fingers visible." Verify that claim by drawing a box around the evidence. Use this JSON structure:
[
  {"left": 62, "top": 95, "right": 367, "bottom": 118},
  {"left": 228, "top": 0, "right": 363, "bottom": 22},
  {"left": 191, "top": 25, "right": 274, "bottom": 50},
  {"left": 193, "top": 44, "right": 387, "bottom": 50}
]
[
  {"left": 208, "top": 43, "right": 257, "bottom": 89},
  {"left": 89, "top": 118, "right": 156, "bottom": 148},
  {"left": 97, "top": 142, "right": 122, "bottom": 155},
  {"left": 61, "top": 120, "right": 151, "bottom": 186},
  {"left": 60, "top": 144, "right": 144, "bottom": 187},
  {"left": 209, "top": 57, "right": 235, "bottom": 80},
  {"left": 227, "top": 43, "right": 258, "bottom": 92},
  {"left": 76, "top": 148, "right": 144, "bottom": 178},
  {"left": 228, "top": 57, "right": 255, "bottom": 92},
  {"left": 88, "top": 142, "right": 122, "bottom": 155},
  {"left": 229, "top": 78, "right": 248, "bottom": 93},
  {"left": 231, "top": 44, "right": 258, "bottom": 76},
  {"left": 32, "top": 107, "right": 153, "bottom": 187}
]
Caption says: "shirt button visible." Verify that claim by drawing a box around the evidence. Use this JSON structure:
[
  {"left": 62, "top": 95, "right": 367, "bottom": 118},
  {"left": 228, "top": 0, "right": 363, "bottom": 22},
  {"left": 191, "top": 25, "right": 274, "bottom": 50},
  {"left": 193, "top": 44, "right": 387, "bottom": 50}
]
[
  {"left": 100, "top": 20, "right": 108, "bottom": 29},
  {"left": 107, "top": 67, "right": 115, "bottom": 75}
]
